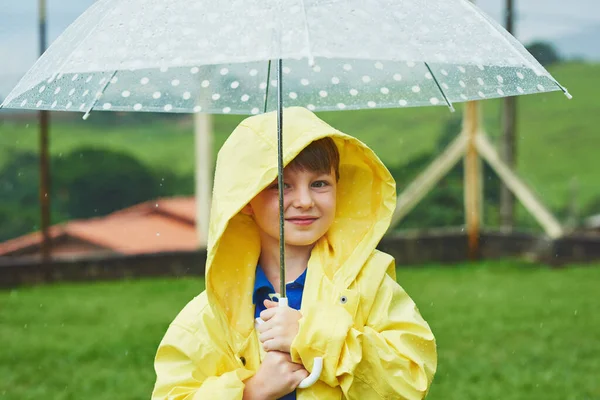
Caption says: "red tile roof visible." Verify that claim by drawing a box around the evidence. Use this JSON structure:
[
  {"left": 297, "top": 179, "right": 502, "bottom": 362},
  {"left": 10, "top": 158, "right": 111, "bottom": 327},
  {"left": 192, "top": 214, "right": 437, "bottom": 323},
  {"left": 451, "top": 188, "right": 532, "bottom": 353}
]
[{"left": 0, "top": 197, "right": 199, "bottom": 256}]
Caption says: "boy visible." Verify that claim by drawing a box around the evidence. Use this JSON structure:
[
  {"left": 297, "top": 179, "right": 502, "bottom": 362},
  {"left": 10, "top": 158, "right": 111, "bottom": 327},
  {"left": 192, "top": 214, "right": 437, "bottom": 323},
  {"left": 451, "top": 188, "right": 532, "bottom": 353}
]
[{"left": 152, "top": 107, "right": 437, "bottom": 399}]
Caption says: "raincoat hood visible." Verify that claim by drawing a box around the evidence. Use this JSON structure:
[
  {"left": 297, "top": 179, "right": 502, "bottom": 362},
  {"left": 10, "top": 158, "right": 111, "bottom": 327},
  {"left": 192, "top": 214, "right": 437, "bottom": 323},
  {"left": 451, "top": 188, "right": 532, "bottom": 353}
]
[{"left": 206, "top": 106, "right": 396, "bottom": 336}]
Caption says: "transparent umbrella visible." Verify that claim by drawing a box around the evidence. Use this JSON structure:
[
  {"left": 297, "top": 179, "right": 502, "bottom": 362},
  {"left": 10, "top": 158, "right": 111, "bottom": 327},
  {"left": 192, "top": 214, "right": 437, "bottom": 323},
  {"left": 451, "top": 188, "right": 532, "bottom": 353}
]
[{"left": 0, "top": 0, "right": 571, "bottom": 387}]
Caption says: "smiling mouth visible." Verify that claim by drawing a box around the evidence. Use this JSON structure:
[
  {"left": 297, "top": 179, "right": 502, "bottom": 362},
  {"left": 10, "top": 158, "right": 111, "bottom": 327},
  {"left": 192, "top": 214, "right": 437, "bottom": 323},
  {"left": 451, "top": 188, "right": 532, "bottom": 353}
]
[{"left": 286, "top": 217, "right": 318, "bottom": 225}]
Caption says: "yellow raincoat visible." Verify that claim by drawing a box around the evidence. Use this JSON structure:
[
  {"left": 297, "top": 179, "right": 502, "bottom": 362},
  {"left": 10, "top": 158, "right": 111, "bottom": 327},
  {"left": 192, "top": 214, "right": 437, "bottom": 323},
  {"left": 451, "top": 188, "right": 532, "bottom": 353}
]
[{"left": 152, "top": 107, "right": 437, "bottom": 399}]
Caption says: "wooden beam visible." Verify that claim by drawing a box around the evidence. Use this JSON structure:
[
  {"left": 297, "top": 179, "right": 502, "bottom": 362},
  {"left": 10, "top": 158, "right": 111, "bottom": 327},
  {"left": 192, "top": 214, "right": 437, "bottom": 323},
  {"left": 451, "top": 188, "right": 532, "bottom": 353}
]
[
  {"left": 464, "top": 102, "right": 482, "bottom": 260},
  {"left": 475, "top": 133, "right": 564, "bottom": 239},
  {"left": 194, "top": 113, "right": 213, "bottom": 248},
  {"left": 388, "top": 132, "right": 467, "bottom": 230}
]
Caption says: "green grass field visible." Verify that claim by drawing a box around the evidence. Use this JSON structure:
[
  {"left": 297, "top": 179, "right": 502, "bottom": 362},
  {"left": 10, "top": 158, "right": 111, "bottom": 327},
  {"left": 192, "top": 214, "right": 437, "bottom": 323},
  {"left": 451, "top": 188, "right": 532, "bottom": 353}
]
[
  {"left": 1, "top": 62, "right": 599, "bottom": 214},
  {"left": 1, "top": 262, "right": 599, "bottom": 400}
]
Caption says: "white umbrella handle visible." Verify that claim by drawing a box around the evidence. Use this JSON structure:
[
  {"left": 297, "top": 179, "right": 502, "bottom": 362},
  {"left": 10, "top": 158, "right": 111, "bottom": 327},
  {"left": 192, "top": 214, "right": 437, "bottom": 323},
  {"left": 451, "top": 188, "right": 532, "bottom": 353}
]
[{"left": 254, "top": 297, "right": 323, "bottom": 388}]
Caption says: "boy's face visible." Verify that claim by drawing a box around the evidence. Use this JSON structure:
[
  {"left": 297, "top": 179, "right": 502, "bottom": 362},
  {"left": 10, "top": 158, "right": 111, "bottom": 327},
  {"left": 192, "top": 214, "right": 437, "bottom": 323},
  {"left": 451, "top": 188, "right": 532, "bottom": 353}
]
[{"left": 244, "top": 167, "right": 337, "bottom": 247}]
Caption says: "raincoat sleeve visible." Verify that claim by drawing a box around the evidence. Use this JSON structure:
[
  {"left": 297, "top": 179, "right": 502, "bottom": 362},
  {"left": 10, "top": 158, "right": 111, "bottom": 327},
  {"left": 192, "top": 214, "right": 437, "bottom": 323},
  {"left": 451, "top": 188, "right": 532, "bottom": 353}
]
[
  {"left": 151, "top": 294, "right": 254, "bottom": 400},
  {"left": 290, "top": 258, "right": 437, "bottom": 399}
]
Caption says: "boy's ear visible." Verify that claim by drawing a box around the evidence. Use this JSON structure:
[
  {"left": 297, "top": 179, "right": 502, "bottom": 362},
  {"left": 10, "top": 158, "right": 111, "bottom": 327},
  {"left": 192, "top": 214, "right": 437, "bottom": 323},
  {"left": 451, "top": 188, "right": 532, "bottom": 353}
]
[{"left": 241, "top": 204, "right": 254, "bottom": 216}]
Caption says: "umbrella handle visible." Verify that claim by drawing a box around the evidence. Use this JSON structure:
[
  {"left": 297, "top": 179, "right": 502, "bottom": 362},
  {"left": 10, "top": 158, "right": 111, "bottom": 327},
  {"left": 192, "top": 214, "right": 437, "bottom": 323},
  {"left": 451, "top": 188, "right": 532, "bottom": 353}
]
[{"left": 254, "top": 297, "right": 323, "bottom": 388}]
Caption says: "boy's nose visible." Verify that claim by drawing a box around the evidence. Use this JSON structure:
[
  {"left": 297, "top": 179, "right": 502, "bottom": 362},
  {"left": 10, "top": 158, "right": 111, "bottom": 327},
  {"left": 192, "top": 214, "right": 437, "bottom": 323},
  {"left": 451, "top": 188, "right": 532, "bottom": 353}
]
[{"left": 291, "top": 187, "right": 314, "bottom": 209}]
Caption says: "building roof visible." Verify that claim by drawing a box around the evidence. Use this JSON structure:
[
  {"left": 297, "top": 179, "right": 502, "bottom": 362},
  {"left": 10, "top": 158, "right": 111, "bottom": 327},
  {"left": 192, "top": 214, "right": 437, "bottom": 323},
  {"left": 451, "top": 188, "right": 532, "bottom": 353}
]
[{"left": 0, "top": 197, "right": 199, "bottom": 256}]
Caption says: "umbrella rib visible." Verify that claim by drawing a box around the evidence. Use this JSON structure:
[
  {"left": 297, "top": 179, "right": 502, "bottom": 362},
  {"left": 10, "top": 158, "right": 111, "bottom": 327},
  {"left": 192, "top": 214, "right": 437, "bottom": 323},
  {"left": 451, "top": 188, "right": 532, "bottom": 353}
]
[
  {"left": 299, "top": 0, "right": 315, "bottom": 66},
  {"left": 424, "top": 62, "right": 455, "bottom": 112},
  {"left": 550, "top": 79, "right": 573, "bottom": 99},
  {"left": 82, "top": 70, "right": 117, "bottom": 120},
  {"left": 264, "top": 60, "right": 272, "bottom": 113}
]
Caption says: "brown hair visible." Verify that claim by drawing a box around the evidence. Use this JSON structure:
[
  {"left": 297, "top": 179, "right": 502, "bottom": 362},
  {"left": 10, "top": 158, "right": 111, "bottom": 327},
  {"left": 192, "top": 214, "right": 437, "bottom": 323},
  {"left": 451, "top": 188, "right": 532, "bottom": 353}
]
[{"left": 287, "top": 137, "right": 340, "bottom": 181}]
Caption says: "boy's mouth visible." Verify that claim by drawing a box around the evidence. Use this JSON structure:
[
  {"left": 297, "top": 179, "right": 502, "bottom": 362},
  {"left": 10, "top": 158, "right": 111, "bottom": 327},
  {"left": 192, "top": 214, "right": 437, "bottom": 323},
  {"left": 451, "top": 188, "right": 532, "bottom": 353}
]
[{"left": 286, "top": 216, "right": 318, "bottom": 226}]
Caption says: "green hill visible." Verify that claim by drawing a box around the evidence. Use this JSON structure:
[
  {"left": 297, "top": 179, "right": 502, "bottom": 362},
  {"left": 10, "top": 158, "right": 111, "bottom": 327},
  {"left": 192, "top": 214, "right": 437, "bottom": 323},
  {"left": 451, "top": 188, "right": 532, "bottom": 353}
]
[{"left": 0, "top": 62, "right": 598, "bottom": 231}]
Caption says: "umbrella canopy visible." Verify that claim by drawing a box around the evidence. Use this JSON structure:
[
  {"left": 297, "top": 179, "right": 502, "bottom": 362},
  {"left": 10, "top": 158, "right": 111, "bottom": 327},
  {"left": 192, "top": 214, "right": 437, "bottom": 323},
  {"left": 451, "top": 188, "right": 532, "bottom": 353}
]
[{"left": 1, "top": 0, "right": 569, "bottom": 115}]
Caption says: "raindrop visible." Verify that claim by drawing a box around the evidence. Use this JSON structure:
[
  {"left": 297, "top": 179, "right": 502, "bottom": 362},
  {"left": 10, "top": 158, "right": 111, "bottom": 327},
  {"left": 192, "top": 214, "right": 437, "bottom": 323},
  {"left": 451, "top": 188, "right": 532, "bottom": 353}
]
[
  {"left": 183, "top": 92, "right": 191, "bottom": 100},
  {"left": 249, "top": 69, "right": 258, "bottom": 76},
  {"left": 362, "top": 75, "right": 371, "bottom": 83},
  {"left": 537, "top": 84, "right": 544, "bottom": 91},
  {"left": 458, "top": 66, "right": 466, "bottom": 73},
  {"left": 141, "top": 77, "right": 150, "bottom": 85},
  {"left": 496, "top": 75, "right": 504, "bottom": 83},
  {"left": 251, "top": 107, "right": 259, "bottom": 114},
  {"left": 430, "top": 97, "right": 440, "bottom": 105},
  {"left": 412, "top": 85, "right": 421, "bottom": 93},
  {"left": 441, "top": 69, "right": 448, "bottom": 76},
  {"left": 69, "top": 88, "right": 76, "bottom": 96},
  {"left": 307, "top": 104, "right": 316, "bottom": 111},
  {"left": 72, "top": 74, "right": 79, "bottom": 81},
  {"left": 134, "top": 103, "right": 143, "bottom": 110},
  {"left": 319, "top": 90, "right": 328, "bottom": 98},
  {"left": 406, "top": 61, "right": 416, "bottom": 68},
  {"left": 20, "top": 100, "right": 27, "bottom": 107},
  {"left": 190, "top": 67, "right": 200, "bottom": 74},
  {"left": 241, "top": 94, "right": 250, "bottom": 102},
  {"left": 477, "top": 78, "right": 484, "bottom": 85},
  {"left": 478, "top": 91, "right": 486, "bottom": 98},
  {"left": 259, "top": 82, "right": 267, "bottom": 89},
  {"left": 459, "top": 80, "right": 466, "bottom": 88},
  {"left": 289, "top": 92, "right": 298, "bottom": 99},
  {"left": 343, "top": 64, "right": 352, "bottom": 71},
  {"left": 223, "top": 107, "right": 231, "bottom": 113},
  {"left": 374, "top": 61, "right": 384, "bottom": 70},
  {"left": 231, "top": 81, "right": 240, "bottom": 89},
  {"left": 51, "top": 101, "right": 58, "bottom": 108},
  {"left": 164, "top": 104, "right": 173, "bottom": 111},
  {"left": 111, "top": 77, "right": 118, "bottom": 84},
  {"left": 367, "top": 101, "right": 376, "bottom": 108},
  {"left": 54, "top": 87, "right": 62, "bottom": 94},
  {"left": 312, "top": 65, "right": 321, "bottom": 72},
  {"left": 212, "top": 93, "right": 221, "bottom": 100},
  {"left": 516, "top": 71, "right": 524, "bottom": 79},
  {"left": 331, "top": 77, "right": 340, "bottom": 84},
  {"left": 497, "top": 88, "right": 504, "bottom": 96},
  {"left": 201, "top": 80, "right": 210, "bottom": 88},
  {"left": 220, "top": 68, "right": 229, "bottom": 75},
  {"left": 153, "top": 92, "right": 162, "bottom": 99},
  {"left": 425, "top": 72, "right": 433, "bottom": 80},
  {"left": 349, "top": 89, "right": 358, "bottom": 96},
  {"left": 517, "top": 86, "right": 524, "bottom": 93},
  {"left": 193, "top": 106, "right": 202, "bottom": 112},
  {"left": 171, "top": 79, "right": 181, "bottom": 87},
  {"left": 103, "top": 103, "right": 112, "bottom": 110},
  {"left": 399, "top": 99, "right": 408, "bottom": 106},
  {"left": 380, "top": 87, "right": 389, "bottom": 94},
  {"left": 283, "top": 67, "right": 291, "bottom": 74},
  {"left": 300, "top": 79, "right": 310, "bottom": 86},
  {"left": 66, "top": 102, "right": 73, "bottom": 109},
  {"left": 36, "top": 100, "right": 43, "bottom": 107},
  {"left": 337, "top": 103, "right": 346, "bottom": 109},
  {"left": 39, "top": 85, "right": 46, "bottom": 93},
  {"left": 156, "top": 232, "right": 161, "bottom": 236},
  {"left": 393, "top": 74, "right": 402, "bottom": 81}
]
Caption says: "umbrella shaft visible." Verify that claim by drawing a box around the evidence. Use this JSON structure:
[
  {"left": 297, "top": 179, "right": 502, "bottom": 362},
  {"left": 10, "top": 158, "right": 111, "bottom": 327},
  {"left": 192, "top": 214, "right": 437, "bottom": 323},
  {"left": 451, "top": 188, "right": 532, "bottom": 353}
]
[{"left": 276, "top": 59, "right": 286, "bottom": 298}]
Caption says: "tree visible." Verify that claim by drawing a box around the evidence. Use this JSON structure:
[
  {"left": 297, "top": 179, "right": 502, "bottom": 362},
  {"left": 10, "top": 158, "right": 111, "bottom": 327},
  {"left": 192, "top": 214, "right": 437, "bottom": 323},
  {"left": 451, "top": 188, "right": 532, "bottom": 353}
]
[{"left": 526, "top": 41, "right": 561, "bottom": 66}]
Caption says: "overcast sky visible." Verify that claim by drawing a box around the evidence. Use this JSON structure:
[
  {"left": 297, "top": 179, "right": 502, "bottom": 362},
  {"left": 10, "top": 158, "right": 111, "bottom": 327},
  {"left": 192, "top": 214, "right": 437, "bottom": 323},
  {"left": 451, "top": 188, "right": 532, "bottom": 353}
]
[{"left": 0, "top": 0, "right": 597, "bottom": 96}]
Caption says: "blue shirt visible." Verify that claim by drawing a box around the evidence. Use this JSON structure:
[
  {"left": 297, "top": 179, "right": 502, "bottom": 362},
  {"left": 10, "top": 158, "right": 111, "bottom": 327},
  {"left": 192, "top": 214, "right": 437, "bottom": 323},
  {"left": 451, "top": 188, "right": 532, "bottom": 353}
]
[{"left": 253, "top": 265, "right": 307, "bottom": 400}]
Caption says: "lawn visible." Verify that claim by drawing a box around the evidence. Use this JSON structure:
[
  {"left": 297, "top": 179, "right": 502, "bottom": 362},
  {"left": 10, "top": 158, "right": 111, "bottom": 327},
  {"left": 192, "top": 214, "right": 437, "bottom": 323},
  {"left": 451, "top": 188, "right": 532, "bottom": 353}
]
[{"left": 1, "top": 261, "right": 598, "bottom": 399}]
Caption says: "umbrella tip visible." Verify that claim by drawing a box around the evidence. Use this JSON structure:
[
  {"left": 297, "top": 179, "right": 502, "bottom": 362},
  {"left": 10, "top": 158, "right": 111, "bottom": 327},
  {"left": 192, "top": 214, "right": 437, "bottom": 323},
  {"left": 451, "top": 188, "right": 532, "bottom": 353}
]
[
  {"left": 82, "top": 112, "right": 91, "bottom": 120},
  {"left": 308, "top": 56, "right": 315, "bottom": 67},
  {"left": 564, "top": 90, "right": 573, "bottom": 100}
]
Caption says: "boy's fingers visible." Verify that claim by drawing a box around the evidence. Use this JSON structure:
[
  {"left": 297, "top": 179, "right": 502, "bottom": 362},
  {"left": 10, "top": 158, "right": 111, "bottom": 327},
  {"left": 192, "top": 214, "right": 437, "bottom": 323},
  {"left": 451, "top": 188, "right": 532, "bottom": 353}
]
[
  {"left": 259, "top": 307, "right": 277, "bottom": 321},
  {"left": 264, "top": 299, "right": 278, "bottom": 309}
]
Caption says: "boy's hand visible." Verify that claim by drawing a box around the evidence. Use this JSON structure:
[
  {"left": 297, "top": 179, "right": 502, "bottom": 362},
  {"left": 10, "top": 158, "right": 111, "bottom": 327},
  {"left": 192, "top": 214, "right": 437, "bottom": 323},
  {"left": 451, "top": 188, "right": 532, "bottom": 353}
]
[
  {"left": 257, "top": 299, "right": 302, "bottom": 353},
  {"left": 243, "top": 351, "right": 308, "bottom": 400}
]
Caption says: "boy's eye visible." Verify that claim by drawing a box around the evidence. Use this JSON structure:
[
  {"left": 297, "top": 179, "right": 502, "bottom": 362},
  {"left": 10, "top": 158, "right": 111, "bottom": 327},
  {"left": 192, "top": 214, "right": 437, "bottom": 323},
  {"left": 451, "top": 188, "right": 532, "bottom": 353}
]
[
  {"left": 269, "top": 183, "right": 290, "bottom": 190},
  {"left": 312, "top": 180, "right": 329, "bottom": 188}
]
